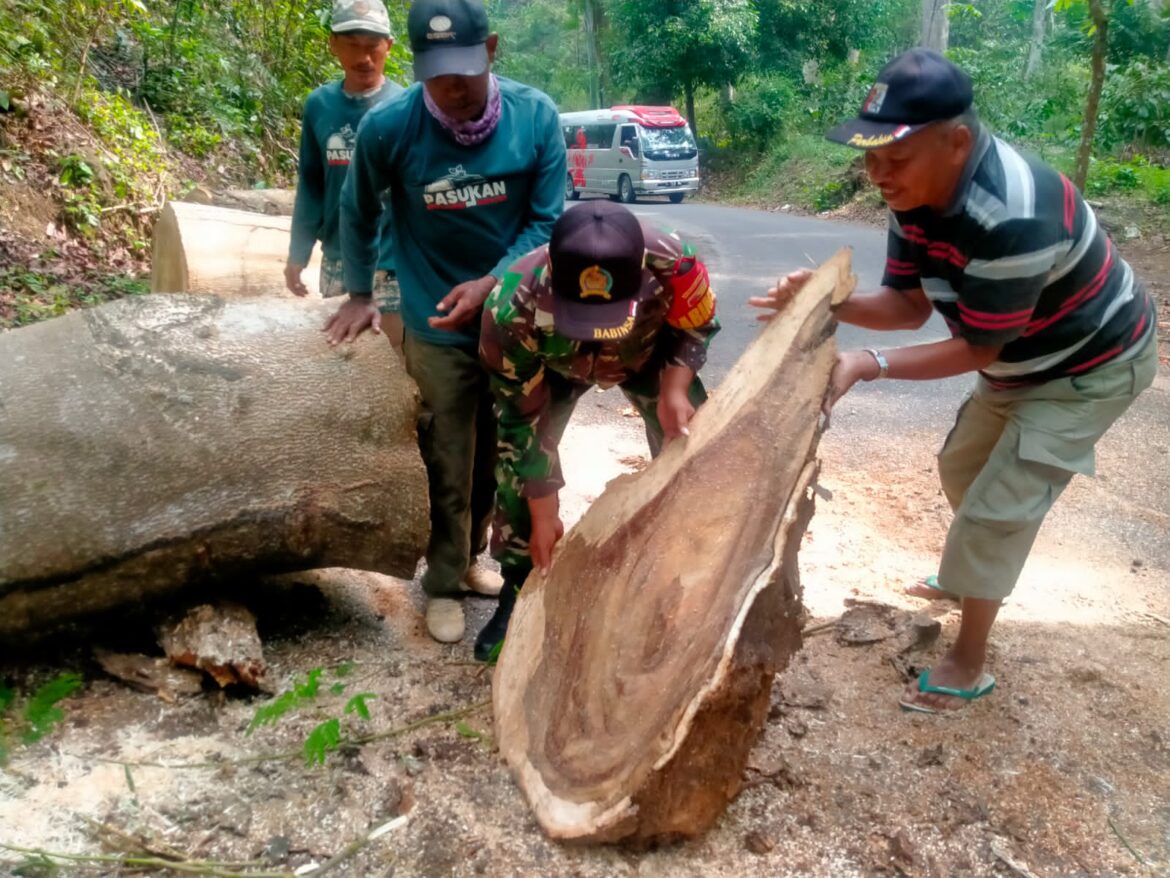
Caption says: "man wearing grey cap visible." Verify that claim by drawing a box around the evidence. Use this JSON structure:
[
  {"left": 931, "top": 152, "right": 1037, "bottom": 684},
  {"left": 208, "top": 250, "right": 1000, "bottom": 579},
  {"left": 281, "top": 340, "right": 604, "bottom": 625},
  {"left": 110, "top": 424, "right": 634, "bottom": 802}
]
[
  {"left": 333, "top": 0, "right": 566, "bottom": 646},
  {"left": 752, "top": 48, "right": 1157, "bottom": 715},
  {"left": 285, "top": 0, "right": 403, "bottom": 344}
]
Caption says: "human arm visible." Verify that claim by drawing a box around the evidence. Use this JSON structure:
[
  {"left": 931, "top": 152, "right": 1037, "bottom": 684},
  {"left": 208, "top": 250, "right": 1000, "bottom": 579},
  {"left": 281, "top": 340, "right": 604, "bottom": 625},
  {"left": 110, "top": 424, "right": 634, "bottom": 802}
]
[
  {"left": 750, "top": 268, "right": 935, "bottom": 331},
  {"left": 825, "top": 338, "right": 1002, "bottom": 413},
  {"left": 488, "top": 102, "right": 567, "bottom": 279},
  {"left": 287, "top": 96, "right": 325, "bottom": 295},
  {"left": 479, "top": 275, "right": 565, "bottom": 499}
]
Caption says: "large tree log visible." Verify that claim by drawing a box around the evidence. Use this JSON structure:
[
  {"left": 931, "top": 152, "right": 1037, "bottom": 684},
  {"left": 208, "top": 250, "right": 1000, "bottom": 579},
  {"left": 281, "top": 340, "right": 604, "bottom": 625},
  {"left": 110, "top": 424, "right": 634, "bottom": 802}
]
[
  {"left": 0, "top": 296, "right": 428, "bottom": 636},
  {"left": 493, "top": 249, "right": 855, "bottom": 844},
  {"left": 151, "top": 201, "right": 322, "bottom": 296},
  {"left": 182, "top": 187, "right": 297, "bottom": 216}
]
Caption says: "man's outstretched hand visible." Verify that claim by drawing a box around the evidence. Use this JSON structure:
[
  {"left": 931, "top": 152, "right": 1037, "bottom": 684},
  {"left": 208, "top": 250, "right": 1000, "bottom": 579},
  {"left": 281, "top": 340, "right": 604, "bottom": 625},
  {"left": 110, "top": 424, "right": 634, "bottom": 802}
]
[
  {"left": 748, "top": 268, "right": 812, "bottom": 321},
  {"left": 428, "top": 275, "right": 497, "bottom": 331},
  {"left": 324, "top": 296, "right": 382, "bottom": 345}
]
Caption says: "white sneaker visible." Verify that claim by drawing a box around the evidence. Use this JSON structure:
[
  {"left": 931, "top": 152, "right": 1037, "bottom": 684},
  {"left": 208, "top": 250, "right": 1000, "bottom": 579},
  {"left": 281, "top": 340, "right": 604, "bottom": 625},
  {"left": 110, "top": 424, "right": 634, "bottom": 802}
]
[
  {"left": 425, "top": 598, "right": 465, "bottom": 643},
  {"left": 461, "top": 564, "right": 503, "bottom": 597}
]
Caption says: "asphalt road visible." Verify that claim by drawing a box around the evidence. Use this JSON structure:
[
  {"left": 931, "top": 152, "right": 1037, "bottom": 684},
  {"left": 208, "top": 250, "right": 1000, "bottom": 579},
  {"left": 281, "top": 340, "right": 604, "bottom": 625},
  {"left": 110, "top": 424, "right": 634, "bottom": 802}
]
[{"left": 584, "top": 196, "right": 974, "bottom": 435}]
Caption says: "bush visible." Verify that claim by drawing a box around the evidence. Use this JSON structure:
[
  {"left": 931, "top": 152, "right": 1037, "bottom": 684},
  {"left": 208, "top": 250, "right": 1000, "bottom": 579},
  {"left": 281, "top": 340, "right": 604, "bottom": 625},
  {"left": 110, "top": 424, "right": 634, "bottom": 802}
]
[
  {"left": 724, "top": 73, "right": 799, "bottom": 151},
  {"left": 1100, "top": 59, "right": 1170, "bottom": 152}
]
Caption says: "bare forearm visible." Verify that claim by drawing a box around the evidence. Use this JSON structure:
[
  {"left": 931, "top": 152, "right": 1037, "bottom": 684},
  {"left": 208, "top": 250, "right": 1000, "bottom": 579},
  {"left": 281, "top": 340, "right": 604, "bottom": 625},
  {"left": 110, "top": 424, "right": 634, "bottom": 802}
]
[
  {"left": 835, "top": 287, "right": 932, "bottom": 331},
  {"left": 872, "top": 337, "right": 1002, "bottom": 381}
]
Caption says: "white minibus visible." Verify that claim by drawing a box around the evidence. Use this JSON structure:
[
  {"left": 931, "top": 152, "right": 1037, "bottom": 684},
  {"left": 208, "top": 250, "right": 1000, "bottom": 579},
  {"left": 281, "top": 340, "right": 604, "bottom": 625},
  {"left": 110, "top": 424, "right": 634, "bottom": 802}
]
[{"left": 560, "top": 105, "right": 700, "bottom": 204}]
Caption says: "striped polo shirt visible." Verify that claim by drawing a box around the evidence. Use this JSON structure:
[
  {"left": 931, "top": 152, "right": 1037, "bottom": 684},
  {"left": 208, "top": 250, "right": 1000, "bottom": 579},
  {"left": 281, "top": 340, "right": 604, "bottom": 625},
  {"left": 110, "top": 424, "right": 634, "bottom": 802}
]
[{"left": 882, "top": 129, "right": 1156, "bottom": 387}]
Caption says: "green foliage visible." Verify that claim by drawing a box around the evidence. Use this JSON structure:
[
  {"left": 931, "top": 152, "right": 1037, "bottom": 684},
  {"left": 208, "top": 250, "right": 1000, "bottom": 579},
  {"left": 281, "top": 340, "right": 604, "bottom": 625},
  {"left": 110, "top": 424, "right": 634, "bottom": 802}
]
[
  {"left": 1100, "top": 59, "right": 1170, "bottom": 150},
  {"left": 247, "top": 665, "right": 375, "bottom": 767},
  {"left": 606, "top": 0, "right": 757, "bottom": 131},
  {"left": 0, "top": 673, "right": 83, "bottom": 764},
  {"left": 0, "top": 268, "right": 148, "bottom": 329},
  {"left": 724, "top": 74, "right": 799, "bottom": 151}
]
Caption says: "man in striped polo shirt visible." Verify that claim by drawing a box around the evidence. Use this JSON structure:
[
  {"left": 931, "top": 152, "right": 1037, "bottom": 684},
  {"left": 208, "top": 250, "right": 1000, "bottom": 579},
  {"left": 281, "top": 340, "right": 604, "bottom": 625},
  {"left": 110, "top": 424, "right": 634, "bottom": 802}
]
[{"left": 751, "top": 49, "right": 1157, "bottom": 714}]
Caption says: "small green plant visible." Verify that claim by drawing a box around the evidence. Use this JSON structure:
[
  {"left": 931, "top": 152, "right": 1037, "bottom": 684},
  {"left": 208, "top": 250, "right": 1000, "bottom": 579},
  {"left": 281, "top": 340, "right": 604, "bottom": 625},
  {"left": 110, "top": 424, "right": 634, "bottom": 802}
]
[
  {"left": 0, "top": 673, "right": 83, "bottom": 764},
  {"left": 247, "top": 664, "right": 376, "bottom": 766}
]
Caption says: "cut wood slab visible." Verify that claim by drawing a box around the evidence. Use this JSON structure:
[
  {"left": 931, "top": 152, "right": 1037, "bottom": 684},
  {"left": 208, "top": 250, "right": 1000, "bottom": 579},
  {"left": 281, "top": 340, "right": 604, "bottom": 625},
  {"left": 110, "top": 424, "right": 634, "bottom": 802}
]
[
  {"left": 151, "top": 200, "right": 322, "bottom": 295},
  {"left": 493, "top": 249, "right": 855, "bottom": 844},
  {"left": 0, "top": 295, "right": 428, "bottom": 637}
]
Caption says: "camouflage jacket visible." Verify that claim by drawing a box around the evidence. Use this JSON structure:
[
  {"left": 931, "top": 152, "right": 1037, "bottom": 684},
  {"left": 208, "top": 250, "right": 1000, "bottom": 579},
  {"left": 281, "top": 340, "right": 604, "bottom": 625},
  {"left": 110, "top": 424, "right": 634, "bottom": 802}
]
[{"left": 480, "top": 223, "right": 720, "bottom": 498}]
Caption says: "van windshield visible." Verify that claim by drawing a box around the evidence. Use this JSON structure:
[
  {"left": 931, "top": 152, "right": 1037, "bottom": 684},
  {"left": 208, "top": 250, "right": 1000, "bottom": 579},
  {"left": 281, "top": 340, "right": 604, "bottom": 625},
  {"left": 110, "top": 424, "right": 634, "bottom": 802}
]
[{"left": 641, "top": 126, "right": 697, "bottom": 161}]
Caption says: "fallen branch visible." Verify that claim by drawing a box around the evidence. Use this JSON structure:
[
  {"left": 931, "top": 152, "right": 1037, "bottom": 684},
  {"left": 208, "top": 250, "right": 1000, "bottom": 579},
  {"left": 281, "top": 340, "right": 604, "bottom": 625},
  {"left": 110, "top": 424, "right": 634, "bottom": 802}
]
[
  {"left": 0, "top": 842, "right": 292, "bottom": 878},
  {"left": 989, "top": 838, "right": 1040, "bottom": 878},
  {"left": 1108, "top": 816, "right": 1148, "bottom": 866},
  {"left": 59, "top": 700, "right": 491, "bottom": 770}
]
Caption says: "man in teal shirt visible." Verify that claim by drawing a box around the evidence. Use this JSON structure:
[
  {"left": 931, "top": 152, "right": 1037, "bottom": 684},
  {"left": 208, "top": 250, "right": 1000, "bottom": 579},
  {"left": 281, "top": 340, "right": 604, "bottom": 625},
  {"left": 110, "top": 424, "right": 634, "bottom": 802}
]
[
  {"left": 286, "top": 0, "right": 403, "bottom": 343},
  {"left": 334, "top": 0, "right": 566, "bottom": 644}
]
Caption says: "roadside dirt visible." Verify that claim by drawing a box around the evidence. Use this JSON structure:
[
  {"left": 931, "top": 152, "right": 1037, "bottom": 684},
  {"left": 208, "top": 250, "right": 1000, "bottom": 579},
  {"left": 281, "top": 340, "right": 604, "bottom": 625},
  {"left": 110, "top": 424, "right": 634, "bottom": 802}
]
[{"left": 2, "top": 368, "right": 1168, "bottom": 877}]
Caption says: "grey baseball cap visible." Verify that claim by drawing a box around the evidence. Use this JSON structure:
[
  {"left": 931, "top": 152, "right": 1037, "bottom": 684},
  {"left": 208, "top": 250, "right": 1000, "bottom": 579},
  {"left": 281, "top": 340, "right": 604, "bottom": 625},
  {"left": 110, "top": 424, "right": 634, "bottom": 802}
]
[
  {"left": 408, "top": 0, "right": 490, "bottom": 81},
  {"left": 331, "top": 0, "right": 392, "bottom": 36}
]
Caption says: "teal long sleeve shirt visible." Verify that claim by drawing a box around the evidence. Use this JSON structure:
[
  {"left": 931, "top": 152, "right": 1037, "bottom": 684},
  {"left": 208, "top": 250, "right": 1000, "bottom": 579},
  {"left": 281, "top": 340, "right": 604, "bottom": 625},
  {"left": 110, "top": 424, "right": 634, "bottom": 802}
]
[
  {"left": 289, "top": 78, "right": 402, "bottom": 267},
  {"left": 340, "top": 77, "right": 567, "bottom": 349}
]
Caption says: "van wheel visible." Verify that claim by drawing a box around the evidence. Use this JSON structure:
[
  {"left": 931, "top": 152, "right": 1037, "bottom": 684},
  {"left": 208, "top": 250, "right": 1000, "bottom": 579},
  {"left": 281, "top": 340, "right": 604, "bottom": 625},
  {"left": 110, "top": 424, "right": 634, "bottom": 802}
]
[
  {"left": 668, "top": 192, "right": 685, "bottom": 204},
  {"left": 565, "top": 174, "right": 580, "bottom": 201},
  {"left": 618, "top": 174, "right": 636, "bottom": 204}
]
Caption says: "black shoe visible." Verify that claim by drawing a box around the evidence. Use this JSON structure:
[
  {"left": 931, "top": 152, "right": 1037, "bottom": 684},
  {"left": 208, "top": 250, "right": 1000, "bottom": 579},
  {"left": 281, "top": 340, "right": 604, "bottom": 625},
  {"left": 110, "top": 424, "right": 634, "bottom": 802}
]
[{"left": 474, "top": 581, "right": 519, "bottom": 662}]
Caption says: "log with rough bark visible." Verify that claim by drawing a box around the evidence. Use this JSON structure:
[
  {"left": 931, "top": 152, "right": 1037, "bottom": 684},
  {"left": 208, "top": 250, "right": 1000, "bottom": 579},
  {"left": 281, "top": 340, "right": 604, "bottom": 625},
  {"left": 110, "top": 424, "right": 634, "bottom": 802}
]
[
  {"left": 0, "top": 295, "right": 428, "bottom": 637},
  {"left": 182, "top": 187, "right": 297, "bottom": 216},
  {"left": 493, "top": 249, "right": 855, "bottom": 845},
  {"left": 151, "top": 200, "right": 322, "bottom": 295}
]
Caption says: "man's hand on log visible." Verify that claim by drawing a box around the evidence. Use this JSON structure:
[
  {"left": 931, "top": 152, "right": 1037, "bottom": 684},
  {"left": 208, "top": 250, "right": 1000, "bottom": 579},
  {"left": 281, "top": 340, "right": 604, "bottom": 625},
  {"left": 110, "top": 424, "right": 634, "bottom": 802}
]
[
  {"left": 284, "top": 261, "right": 309, "bottom": 297},
  {"left": 824, "top": 350, "right": 881, "bottom": 417},
  {"left": 658, "top": 365, "right": 697, "bottom": 441},
  {"left": 323, "top": 296, "right": 383, "bottom": 345},
  {"left": 527, "top": 494, "right": 564, "bottom": 575},
  {"left": 749, "top": 269, "right": 812, "bottom": 321},
  {"left": 429, "top": 275, "right": 497, "bottom": 331}
]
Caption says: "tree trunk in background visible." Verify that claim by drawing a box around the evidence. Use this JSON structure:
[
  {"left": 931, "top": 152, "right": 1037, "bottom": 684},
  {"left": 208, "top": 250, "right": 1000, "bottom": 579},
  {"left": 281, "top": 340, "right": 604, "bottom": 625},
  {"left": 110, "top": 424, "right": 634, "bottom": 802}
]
[
  {"left": 1025, "top": 0, "right": 1047, "bottom": 80},
  {"left": 583, "top": 0, "right": 603, "bottom": 108},
  {"left": 493, "top": 251, "right": 856, "bottom": 845},
  {"left": 0, "top": 296, "right": 429, "bottom": 637},
  {"left": 920, "top": 0, "right": 949, "bottom": 52},
  {"left": 684, "top": 79, "right": 697, "bottom": 141},
  {"left": 152, "top": 201, "right": 322, "bottom": 295},
  {"left": 1074, "top": 0, "right": 1109, "bottom": 191}
]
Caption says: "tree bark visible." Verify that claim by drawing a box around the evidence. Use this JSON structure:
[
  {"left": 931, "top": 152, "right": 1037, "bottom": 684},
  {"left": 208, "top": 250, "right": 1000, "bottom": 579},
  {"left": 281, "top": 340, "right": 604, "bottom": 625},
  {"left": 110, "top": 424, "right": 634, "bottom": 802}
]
[
  {"left": 1074, "top": 0, "right": 1110, "bottom": 192},
  {"left": 182, "top": 187, "right": 298, "bottom": 216},
  {"left": 0, "top": 295, "right": 429, "bottom": 637},
  {"left": 920, "top": 0, "right": 950, "bottom": 52},
  {"left": 684, "top": 79, "right": 697, "bottom": 141},
  {"left": 151, "top": 200, "right": 322, "bottom": 295},
  {"left": 583, "top": 0, "right": 603, "bottom": 108},
  {"left": 1025, "top": 0, "right": 1047, "bottom": 80},
  {"left": 493, "top": 250, "right": 856, "bottom": 845}
]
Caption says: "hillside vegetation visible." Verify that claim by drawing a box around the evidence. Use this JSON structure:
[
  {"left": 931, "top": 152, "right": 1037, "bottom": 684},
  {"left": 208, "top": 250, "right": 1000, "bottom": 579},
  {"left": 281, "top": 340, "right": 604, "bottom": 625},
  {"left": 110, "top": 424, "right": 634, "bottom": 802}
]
[{"left": 1, "top": 0, "right": 1168, "bottom": 326}]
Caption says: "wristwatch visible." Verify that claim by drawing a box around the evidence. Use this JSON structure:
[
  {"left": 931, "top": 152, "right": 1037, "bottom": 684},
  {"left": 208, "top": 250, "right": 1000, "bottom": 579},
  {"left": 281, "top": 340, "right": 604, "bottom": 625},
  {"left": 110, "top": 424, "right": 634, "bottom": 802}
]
[{"left": 864, "top": 348, "right": 889, "bottom": 380}]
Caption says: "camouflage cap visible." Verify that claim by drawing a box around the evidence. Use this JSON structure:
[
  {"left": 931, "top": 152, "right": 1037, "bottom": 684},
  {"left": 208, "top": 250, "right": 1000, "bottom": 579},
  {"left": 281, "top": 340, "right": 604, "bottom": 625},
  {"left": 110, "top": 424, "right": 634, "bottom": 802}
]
[{"left": 331, "top": 0, "right": 392, "bottom": 36}]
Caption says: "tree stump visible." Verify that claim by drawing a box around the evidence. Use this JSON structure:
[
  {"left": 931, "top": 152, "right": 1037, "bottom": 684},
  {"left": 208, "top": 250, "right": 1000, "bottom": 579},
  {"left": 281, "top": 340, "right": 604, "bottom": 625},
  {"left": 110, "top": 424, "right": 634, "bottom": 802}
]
[
  {"left": 0, "top": 295, "right": 428, "bottom": 636},
  {"left": 493, "top": 249, "right": 855, "bottom": 844},
  {"left": 151, "top": 201, "right": 322, "bottom": 295}
]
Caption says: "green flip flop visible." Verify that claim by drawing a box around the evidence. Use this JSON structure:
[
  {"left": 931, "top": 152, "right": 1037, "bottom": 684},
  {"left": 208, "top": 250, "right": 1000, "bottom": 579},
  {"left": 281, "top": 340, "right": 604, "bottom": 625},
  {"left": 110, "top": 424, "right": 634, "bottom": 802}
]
[{"left": 899, "top": 669, "right": 997, "bottom": 714}]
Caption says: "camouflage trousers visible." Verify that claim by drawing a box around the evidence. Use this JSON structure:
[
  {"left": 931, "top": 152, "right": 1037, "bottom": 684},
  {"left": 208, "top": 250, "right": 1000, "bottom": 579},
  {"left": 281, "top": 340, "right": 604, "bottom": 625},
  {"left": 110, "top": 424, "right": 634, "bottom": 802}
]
[
  {"left": 319, "top": 256, "right": 402, "bottom": 314},
  {"left": 491, "top": 364, "right": 707, "bottom": 584}
]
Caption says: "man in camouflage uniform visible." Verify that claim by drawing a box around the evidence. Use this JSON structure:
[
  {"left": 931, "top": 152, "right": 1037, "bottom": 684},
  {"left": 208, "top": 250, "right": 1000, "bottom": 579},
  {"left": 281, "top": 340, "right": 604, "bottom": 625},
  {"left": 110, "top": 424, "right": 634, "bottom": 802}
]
[{"left": 475, "top": 201, "right": 720, "bottom": 660}]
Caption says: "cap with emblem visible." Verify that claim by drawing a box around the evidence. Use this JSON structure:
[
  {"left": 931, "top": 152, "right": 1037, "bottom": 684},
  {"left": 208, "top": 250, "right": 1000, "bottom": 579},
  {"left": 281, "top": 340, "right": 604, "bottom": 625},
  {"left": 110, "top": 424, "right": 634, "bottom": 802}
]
[
  {"left": 825, "top": 48, "right": 973, "bottom": 150},
  {"left": 407, "top": 0, "right": 491, "bottom": 81},
  {"left": 331, "top": 0, "right": 391, "bottom": 36},
  {"left": 548, "top": 202, "right": 647, "bottom": 342}
]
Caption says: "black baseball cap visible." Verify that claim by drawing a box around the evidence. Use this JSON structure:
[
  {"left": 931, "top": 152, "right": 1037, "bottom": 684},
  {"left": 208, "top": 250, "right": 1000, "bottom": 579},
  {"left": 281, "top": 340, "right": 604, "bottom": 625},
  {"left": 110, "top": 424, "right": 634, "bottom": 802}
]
[
  {"left": 826, "top": 48, "right": 973, "bottom": 150},
  {"left": 549, "top": 202, "right": 646, "bottom": 342},
  {"left": 408, "top": 0, "right": 490, "bottom": 81}
]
